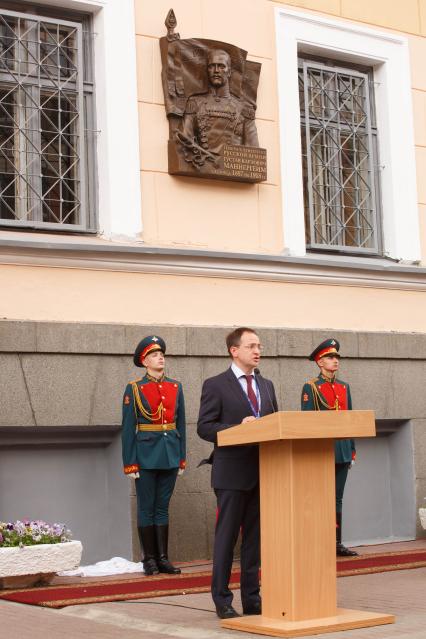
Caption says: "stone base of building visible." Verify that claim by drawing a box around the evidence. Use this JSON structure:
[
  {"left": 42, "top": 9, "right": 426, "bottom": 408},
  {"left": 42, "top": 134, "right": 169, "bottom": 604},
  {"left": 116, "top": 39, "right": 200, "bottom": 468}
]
[{"left": 0, "top": 320, "right": 425, "bottom": 563}]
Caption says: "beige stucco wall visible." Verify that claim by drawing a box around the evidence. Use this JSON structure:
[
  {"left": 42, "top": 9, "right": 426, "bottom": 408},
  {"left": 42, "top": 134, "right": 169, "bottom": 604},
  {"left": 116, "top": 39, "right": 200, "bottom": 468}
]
[
  {"left": 135, "top": 0, "right": 282, "bottom": 253},
  {"left": 2, "top": 263, "right": 426, "bottom": 331},
  {"left": 135, "top": 0, "right": 426, "bottom": 259},
  {"left": 0, "top": 0, "right": 425, "bottom": 330}
]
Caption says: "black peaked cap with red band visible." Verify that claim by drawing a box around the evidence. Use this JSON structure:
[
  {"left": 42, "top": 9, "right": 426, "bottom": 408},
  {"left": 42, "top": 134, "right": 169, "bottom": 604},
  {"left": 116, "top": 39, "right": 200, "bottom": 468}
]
[
  {"left": 133, "top": 335, "right": 166, "bottom": 367},
  {"left": 309, "top": 338, "right": 341, "bottom": 362}
]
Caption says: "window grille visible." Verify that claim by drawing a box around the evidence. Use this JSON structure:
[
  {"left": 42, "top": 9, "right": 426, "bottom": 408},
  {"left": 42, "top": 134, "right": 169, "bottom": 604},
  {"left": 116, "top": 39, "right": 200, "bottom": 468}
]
[
  {"left": 299, "top": 60, "right": 381, "bottom": 254},
  {"left": 0, "top": 8, "right": 94, "bottom": 231}
]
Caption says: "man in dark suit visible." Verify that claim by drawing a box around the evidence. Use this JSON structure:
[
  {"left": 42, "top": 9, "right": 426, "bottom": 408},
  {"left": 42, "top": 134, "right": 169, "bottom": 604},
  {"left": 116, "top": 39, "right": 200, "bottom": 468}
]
[{"left": 197, "top": 327, "right": 278, "bottom": 620}]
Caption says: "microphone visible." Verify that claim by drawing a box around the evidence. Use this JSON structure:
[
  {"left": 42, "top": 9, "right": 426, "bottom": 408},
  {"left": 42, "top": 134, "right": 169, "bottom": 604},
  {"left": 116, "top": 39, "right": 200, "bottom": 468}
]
[{"left": 254, "top": 368, "right": 276, "bottom": 413}]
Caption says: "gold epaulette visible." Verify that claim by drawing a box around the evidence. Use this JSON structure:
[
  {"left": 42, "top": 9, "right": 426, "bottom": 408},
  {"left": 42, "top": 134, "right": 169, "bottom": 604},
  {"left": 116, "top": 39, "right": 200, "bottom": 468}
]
[
  {"left": 307, "top": 377, "right": 319, "bottom": 384},
  {"left": 129, "top": 377, "right": 142, "bottom": 384}
]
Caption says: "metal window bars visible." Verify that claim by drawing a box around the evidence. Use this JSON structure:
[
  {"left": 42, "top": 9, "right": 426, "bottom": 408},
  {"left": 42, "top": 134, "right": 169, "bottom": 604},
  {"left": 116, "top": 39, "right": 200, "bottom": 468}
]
[
  {"left": 299, "top": 61, "right": 379, "bottom": 253},
  {"left": 0, "top": 9, "right": 86, "bottom": 230}
]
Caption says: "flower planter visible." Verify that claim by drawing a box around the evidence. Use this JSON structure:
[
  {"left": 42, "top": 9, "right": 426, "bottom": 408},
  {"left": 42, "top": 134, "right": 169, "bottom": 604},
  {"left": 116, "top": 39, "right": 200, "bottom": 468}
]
[
  {"left": 419, "top": 508, "right": 426, "bottom": 531},
  {"left": 0, "top": 540, "right": 82, "bottom": 589}
]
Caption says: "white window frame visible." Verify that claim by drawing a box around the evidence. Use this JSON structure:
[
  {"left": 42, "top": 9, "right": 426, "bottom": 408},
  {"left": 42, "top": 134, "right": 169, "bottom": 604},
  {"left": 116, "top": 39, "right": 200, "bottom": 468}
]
[
  {"left": 275, "top": 7, "right": 420, "bottom": 261},
  {"left": 23, "top": 0, "right": 142, "bottom": 240}
]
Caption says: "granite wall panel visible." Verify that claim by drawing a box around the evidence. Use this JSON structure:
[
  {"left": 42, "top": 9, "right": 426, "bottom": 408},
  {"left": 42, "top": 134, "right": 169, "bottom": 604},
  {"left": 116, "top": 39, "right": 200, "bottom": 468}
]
[{"left": 1, "top": 320, "right": 425, "bottom": 558}]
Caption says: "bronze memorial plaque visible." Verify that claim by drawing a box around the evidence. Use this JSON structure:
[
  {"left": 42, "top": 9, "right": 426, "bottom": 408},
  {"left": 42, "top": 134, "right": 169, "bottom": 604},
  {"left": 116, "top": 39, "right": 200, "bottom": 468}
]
[{"left": 160, "top": 10, "right": 267, "bottom": 184}]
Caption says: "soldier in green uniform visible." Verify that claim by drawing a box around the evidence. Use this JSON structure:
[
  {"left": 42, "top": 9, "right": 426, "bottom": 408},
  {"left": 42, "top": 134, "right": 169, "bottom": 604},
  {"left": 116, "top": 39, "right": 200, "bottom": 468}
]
[
  {"left": 301, "top": 338, "right": 358, "bottom": 557},
  {"left": 122, "top": 335, "right": 186, "bottom": 575}
]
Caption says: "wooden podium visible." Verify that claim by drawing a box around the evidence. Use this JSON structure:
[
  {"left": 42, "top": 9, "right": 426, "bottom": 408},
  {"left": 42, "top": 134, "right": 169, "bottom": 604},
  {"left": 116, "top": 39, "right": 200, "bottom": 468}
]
[{"left": 217, "top": 410, "right": 395, "bottom": 637}]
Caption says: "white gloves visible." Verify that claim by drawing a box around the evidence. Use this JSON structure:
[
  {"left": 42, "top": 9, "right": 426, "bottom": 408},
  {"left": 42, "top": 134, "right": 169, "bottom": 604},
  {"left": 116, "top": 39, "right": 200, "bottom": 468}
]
[{"left": 127, "top": 470, "right": 184, "bottom": 478}]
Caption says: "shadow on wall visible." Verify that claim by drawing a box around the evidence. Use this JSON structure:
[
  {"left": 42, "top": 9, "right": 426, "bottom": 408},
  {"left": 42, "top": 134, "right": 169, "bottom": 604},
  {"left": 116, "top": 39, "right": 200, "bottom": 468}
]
[
  {"left": 0, "top": 427, "right": 132, "bottom": 564},
  {"left": 344, "top": 420, "right": 416, "bottom": 546}
]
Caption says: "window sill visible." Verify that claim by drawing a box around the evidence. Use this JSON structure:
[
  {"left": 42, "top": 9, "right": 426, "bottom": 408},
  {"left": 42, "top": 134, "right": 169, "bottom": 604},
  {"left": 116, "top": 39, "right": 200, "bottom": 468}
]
[{"left": 0, "top": 232, "right": 425, "bottom": 291}]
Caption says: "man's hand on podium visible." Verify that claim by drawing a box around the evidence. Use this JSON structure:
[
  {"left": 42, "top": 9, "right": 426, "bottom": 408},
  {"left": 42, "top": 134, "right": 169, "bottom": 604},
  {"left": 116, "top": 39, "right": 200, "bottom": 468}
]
[{"left": 242, "top": 416, "right": 256, "bottom": 423}]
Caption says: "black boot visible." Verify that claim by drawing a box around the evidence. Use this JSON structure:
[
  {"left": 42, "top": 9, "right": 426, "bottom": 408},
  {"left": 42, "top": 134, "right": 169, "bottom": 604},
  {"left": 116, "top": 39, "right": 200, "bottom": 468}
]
[
  {"left": 336, "top": 513, "right": 358, "bottom": 557},
  {"left": 155, "top": 524, "right": 181, "bottom": 574},
  {"left": 138, "top": 526, "right": 160, "bottom": 575}
]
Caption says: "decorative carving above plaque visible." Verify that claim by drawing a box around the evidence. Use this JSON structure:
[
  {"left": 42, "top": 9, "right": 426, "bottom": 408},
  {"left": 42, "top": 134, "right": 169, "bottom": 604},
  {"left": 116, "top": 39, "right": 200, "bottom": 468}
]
[{"left": 160, "top": 10, "right": 267, "bottom": 183}]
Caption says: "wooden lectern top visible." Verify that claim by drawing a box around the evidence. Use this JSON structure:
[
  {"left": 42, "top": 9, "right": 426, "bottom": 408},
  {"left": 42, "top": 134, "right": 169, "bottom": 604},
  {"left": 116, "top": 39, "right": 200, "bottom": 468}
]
[{"left": 217, "top": 409, "right": 375, "bottom": 447}]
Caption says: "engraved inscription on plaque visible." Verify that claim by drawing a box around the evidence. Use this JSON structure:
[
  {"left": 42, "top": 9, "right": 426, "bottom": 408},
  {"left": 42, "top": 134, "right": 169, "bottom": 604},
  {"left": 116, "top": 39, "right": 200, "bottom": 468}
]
[
  {"left": 168, "top": 143, "right": 267, "bottom": 183},
  {"left": 221, "top": 145, "right": 267, "bottom": 182}
]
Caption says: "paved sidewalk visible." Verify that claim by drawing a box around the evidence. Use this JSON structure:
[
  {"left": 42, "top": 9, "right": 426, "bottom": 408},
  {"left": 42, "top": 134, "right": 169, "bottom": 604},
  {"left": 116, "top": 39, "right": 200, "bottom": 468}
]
[{"left": 1, "top": 541, "right": 426, "bottom": 638}]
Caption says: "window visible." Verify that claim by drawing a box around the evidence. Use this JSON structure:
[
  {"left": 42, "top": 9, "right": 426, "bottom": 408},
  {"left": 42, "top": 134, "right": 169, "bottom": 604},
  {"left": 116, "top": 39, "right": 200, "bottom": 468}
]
[
  {"left": 299, "top": 57, "right": 381, "bottom": 254},
  {"left": 276, "top": 9, "right": 419, "bottom": 261},
  {"left": 0, "top": 7, "right": 95, "bottom": 231}
]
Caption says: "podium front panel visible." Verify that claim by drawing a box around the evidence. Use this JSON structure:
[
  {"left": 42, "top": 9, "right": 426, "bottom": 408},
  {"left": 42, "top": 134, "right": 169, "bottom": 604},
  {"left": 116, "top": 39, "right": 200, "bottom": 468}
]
[{"left": 259, "top": 439, "right": 336, "bottom": 621}]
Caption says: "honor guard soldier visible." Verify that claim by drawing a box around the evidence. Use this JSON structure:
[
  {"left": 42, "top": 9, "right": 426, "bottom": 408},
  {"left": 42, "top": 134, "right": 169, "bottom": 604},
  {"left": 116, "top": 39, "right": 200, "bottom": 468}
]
[
  {"left": 301, "top": 339, "right": 358, "bottom": 557},
  {"left": 121, "top": 335, "right": 186, "bottom": 575}
]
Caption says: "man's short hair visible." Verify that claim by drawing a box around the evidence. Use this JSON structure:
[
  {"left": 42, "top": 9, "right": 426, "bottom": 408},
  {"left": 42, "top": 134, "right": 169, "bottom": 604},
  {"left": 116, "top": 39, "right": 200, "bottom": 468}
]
[{"left": 226, "top": 327, "right": 258, "bottom": 356}]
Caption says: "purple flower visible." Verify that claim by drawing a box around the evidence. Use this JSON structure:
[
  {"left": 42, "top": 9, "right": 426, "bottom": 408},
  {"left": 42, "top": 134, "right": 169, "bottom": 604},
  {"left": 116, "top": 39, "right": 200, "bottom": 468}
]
[{"left": 0, "top": 519, "right": 72, "bottom": 547}]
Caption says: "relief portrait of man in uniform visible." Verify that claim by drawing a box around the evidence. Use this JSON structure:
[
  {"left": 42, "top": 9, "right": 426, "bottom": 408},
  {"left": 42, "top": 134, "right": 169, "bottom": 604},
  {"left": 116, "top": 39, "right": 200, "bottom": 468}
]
[
  {"left": 180, "top": 48, "right": 259, "bottom": 156},
  {"left": 160, "top": 10, "right": 267, "bottom": 183}
]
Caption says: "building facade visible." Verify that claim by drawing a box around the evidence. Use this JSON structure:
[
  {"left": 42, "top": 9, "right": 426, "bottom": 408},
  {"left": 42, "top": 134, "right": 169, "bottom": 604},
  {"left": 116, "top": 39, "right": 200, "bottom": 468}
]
[{"left": 0, "top": 0, "right": 425, "bottom": 562}]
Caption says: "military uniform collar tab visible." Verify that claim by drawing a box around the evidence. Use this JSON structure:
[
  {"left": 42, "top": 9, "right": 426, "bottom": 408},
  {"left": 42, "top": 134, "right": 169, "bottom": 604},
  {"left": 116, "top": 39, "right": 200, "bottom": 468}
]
[
  {"left": 145, "top": 372, "right": 165, "bottom": 383},
  {"left": 319, "top": 372, "right": 337, "bottom": 383},
  {"left": 209, "top": 86, "right": 231, "bottom": 99}
]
